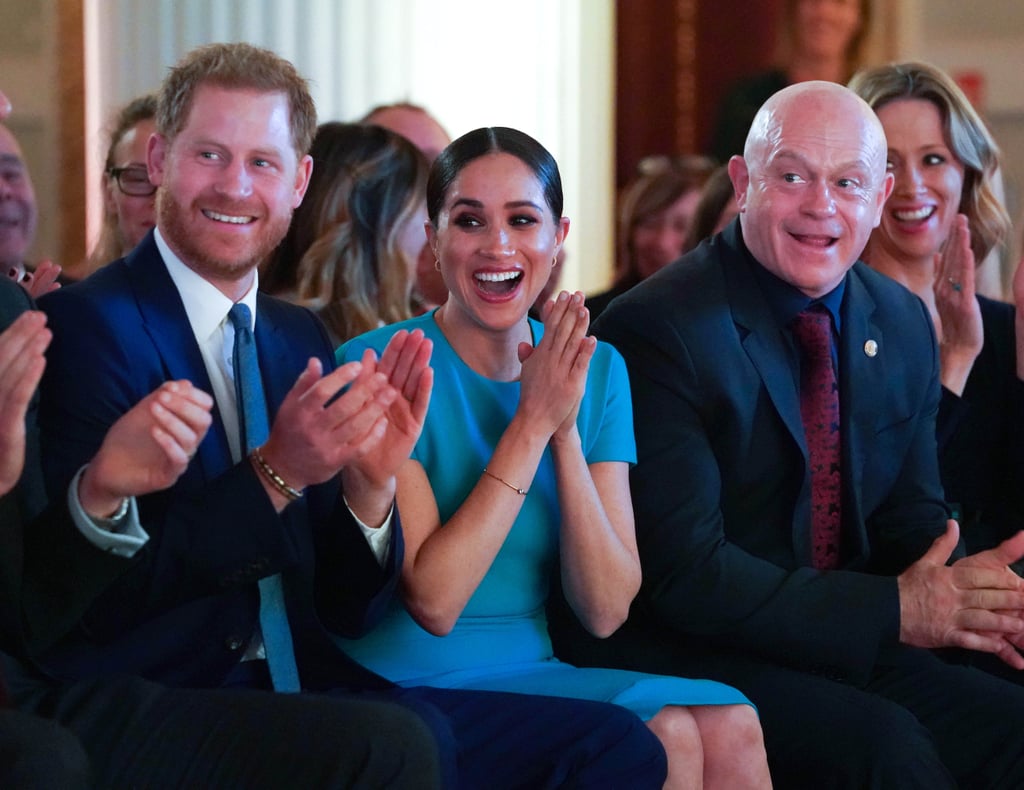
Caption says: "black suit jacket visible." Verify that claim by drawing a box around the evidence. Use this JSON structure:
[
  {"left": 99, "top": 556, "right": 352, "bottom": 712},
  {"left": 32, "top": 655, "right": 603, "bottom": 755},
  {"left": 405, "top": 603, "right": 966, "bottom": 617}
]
[
  {"left": 0, "top": 277, "right": 128, "bottom": 662},
  {"left": 587, "top": 221, "right": 950, "bottom": 685},
  {"left": 35, "top": 234, "right": 398, "bottom": 692}
]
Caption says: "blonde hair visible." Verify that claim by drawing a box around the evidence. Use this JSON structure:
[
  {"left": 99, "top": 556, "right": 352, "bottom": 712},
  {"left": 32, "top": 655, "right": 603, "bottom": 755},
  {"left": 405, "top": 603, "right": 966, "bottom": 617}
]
[
  {"left": 264, "top": 123, "right": 428, "bottom": 344},
  {"left": 849, "top": 61, "right": 1010, "bottom": 261}
]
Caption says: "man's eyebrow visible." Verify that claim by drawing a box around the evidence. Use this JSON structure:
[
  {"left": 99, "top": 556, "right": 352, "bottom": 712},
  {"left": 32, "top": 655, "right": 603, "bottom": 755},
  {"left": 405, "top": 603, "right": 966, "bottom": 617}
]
[
  {"left": 0, "top": 153, "right": 24, "bottom": 167},
  {"left": 770, "top": 150, "right": 872, "bottom": 173}
]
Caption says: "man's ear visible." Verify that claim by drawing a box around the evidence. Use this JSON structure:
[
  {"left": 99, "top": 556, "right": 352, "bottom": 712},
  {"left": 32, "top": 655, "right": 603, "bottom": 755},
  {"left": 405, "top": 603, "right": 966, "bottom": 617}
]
[
  {"left": 872, "top": 172, "right": 895, "bottom": 229},
  {"left": 727, "top": 155, "right": 750, "bottom": 213},
  {"left": 148, "top": 133, "right": 168, "bottom": 186},
  {"left": 292, "top": 154, "right": 313, "bottom": 209}
]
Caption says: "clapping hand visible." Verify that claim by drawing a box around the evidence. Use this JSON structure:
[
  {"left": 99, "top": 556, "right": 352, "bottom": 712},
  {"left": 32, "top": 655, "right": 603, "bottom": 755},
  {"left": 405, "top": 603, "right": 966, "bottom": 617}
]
[
  {"left": 0, "top": 311, "right": 50, "bottom": 497},
  {"left": 933, "top": 215, "right": 982, "bottom": 396},
  {"left": 898, "top": 520, "right": 1024, "bottom": 669},
  {"left": 346, "top": 329, "right": 433, "bottom": 490},
  {"left": 517, "top": 290, "right": 596, "bottom": 440},
  {"left": 19, "top": 260, "right": 62, "bottom": 299},
  {"left": 260, "top": 353, "right": 395, "bottom": 495},
  {"left": 79, "top": 381, "right": 214, "bottom": 518}
]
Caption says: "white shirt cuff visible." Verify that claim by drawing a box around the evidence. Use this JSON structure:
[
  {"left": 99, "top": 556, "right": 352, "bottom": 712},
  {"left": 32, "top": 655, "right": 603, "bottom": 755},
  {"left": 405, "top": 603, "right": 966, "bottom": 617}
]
[
  {"left": 342, "top": 496, "right": 394, "bottom": 567},
  {"left": 68, "top": 465, "right": 149, "bottom": 558}
]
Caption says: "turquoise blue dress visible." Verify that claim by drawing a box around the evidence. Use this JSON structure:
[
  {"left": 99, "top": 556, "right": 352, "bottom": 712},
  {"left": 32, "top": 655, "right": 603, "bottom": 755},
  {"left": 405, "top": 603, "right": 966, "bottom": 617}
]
[{"left": 335, "top": 310, "right": 751, "bottom": 720}]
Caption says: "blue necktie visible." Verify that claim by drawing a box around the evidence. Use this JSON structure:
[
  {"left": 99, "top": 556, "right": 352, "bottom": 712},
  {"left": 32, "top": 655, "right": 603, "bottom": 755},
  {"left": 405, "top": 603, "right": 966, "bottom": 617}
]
[{"left": 228, "top": 303, "right": 302, "bottom": 692}]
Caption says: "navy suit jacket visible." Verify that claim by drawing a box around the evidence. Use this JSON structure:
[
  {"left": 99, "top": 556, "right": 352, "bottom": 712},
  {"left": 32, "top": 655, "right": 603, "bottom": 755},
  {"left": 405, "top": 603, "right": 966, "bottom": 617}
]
[
  {"left": 588, "top": 220, "right": 950, "bottom": 684},
  {"left": 36, "top": 233, "right": 397, "bottom": 692}
]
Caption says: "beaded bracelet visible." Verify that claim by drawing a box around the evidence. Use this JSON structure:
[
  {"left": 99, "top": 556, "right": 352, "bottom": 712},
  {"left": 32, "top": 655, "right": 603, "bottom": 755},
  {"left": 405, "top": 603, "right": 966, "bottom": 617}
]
[
  {"left": 251, "top": 447, "right": 304, "bottom": 501},
  {"left": 482, "top": 467, "right": 528, "bottom": 496}
]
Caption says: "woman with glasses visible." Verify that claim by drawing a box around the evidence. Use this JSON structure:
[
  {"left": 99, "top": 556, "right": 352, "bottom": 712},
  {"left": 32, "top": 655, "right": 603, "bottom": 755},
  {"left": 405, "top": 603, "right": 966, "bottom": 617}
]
[{"left": 80, "top": 96, "right": 157, "bottom": 277}]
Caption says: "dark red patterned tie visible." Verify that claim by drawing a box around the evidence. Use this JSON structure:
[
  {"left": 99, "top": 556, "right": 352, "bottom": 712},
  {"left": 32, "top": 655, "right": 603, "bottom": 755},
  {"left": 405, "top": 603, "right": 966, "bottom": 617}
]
[{"left": 792, "top": 306, "right": 841, "bottom": 570}]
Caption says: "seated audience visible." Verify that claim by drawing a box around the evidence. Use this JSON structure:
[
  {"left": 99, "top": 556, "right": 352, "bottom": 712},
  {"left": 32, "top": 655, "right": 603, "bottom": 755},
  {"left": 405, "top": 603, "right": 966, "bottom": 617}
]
[
  {"left": 337, "top": 127, "right": 771, "bottom": 789},
  {"left": 709, "top": 0, "right": 869, "bottom": 163},
  {"left": 682, "top": 165, "right": 739, "bottom": 252},
  {"left": 36, "top": 43, "right": 668, "bottom": 789},
  {"left": 587, "top": 156, "right": 714, "bottom": 321},
  {"left": 361, "top": 102, "right": 452, "bottom": 311},
  {"left": 850, "top": 63, "right": 1024, "bottom": 587},
  {"left": 553, "top": 80, "right": 1024, "bottom": 788},
  {"left": 263, "top": 122, "right": 428, "bottom": 346},
  {"left": 79, "top": 95, "right": 158, "bottom": 278}
]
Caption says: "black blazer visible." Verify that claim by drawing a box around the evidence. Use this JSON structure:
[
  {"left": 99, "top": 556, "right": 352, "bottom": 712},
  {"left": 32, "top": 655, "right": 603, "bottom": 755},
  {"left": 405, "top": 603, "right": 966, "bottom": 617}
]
[
  {"left": 36, "top": 234, "right": 398, "bottom": 692},
  {"left": 0, "top": 277, "right": 128, "bottom": 661},
  {"left": 590, "top": 221, "right": 950, "bottom": 684},
  {"left": 937, "top": 295, "right": 1024, "bottom": 557}
]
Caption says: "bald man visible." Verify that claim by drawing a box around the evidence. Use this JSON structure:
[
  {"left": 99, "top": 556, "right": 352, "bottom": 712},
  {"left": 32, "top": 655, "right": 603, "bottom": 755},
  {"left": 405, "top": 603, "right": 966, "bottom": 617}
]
[{"left": 553, "top": 81, "right": 1024, "bottom": 788}]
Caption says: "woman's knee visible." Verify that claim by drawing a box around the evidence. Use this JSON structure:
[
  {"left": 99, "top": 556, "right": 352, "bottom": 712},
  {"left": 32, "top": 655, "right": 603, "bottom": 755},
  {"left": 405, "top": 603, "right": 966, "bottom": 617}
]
[
  {"left": 692, "top": 703, "right": 766, "bottom": 756},
  {"left": 647, "top": 705, "right": 702, "bottom": 758}
]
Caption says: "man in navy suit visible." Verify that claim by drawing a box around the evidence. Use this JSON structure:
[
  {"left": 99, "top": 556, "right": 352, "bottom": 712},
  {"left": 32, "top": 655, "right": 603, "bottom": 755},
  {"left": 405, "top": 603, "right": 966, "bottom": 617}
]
[
  {"left": 0, "top": 85, "right": 446, "bottom": 790},
  {"left": 36, "top": 43, "right": 665, "bottom": 788},
  {"left": 0, "top": 276, "right": 447, "bottom": 789},
  {"left": 554, "top": 81, "right": 1024, "bottom": 788}
]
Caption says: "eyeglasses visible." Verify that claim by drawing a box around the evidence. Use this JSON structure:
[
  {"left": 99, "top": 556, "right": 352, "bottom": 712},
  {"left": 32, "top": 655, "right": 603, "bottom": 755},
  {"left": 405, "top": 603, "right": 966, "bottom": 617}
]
[{"left": 108, "top": 166, "right": 156, "bottom": 197}]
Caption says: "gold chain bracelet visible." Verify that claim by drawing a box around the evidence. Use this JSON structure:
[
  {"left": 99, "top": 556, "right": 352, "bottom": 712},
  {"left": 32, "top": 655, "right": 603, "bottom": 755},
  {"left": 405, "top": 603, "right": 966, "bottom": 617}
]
[{"left": 482, "top": 467, "right": 528, "bottom": 496}]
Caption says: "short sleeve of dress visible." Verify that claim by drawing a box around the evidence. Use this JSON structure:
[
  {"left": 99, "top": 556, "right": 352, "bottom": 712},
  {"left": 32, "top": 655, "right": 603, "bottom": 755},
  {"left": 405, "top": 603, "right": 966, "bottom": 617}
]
[{"left": 577, "top": 341, "right": 637, "bottom": 466}]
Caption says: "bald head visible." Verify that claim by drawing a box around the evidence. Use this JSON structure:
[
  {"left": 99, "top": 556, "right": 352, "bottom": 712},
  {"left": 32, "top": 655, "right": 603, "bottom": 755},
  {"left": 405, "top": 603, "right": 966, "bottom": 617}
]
[
  {"left": 364, "top": 104, "right": 450, "bottom": 163},
  {"left": 744, "top": 81, "right": 887, "bottom": 168},
  {"left": 727, "top": 81, "right": 893, "bottom": 297}
]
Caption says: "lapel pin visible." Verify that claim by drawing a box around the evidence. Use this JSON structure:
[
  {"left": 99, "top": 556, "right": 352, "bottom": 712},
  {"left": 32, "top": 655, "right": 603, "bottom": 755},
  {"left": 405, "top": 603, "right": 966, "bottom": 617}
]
[{"left": 863, "top": 339, "right": 878, "bottom": 358}]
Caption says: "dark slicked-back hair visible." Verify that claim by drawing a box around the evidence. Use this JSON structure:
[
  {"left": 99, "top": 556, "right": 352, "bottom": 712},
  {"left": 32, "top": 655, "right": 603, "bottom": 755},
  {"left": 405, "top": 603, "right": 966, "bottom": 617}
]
[
  {"left": 156, "top": 42, "right": 317, "bottom": 157},
  {"left": 427, "top": 127, "right": 562, "bottom": 227}
]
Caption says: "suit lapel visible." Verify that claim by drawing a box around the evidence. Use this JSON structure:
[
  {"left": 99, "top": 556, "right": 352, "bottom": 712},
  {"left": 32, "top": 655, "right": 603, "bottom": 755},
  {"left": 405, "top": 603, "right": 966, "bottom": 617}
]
[
  {"left": 839, "top": 264, "right": 883, "bottom": 560},
  {"left": 723, "top": 250, "right": 806, "bottom": 455},
  {"left": 124, "top": 237, "right": 233, "bottom": 478}
]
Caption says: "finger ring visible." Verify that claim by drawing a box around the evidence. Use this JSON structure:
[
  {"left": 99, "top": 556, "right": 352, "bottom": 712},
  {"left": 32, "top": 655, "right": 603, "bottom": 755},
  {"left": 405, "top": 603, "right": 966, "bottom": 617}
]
[{"left": 948, "top": 277, "right": 962, "bottom": 292}]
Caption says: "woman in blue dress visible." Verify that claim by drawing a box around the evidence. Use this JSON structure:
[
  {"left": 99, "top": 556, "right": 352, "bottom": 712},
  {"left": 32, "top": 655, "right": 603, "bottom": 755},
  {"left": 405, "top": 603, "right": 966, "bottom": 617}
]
[{"left": 338, "top": 127, "right": 772, "bottom": 788}]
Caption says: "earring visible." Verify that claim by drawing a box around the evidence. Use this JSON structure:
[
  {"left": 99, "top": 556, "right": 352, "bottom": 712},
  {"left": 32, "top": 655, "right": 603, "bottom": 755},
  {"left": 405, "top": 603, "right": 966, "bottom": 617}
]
[
  {"left": 551, "top": 255, "right": 557, "bottom": 268},
  {"left": 433, "top": 256, "right": 441, "bottom": 272}
]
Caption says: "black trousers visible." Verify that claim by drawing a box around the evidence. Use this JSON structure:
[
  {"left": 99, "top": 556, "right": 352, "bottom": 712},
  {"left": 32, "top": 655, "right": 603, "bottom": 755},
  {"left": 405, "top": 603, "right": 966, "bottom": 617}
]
[
  {"left": 14, "top": 663, "right": 666, "bottom": 790},
  {"left": 13, "top": 672, "right": 441, "bottom": 789},
  {"left": 556, "top": 622, "right": 1024, "bottom": 790},
  {"left": 0, "top": 708, "right": 90, "bottom": 789}
]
